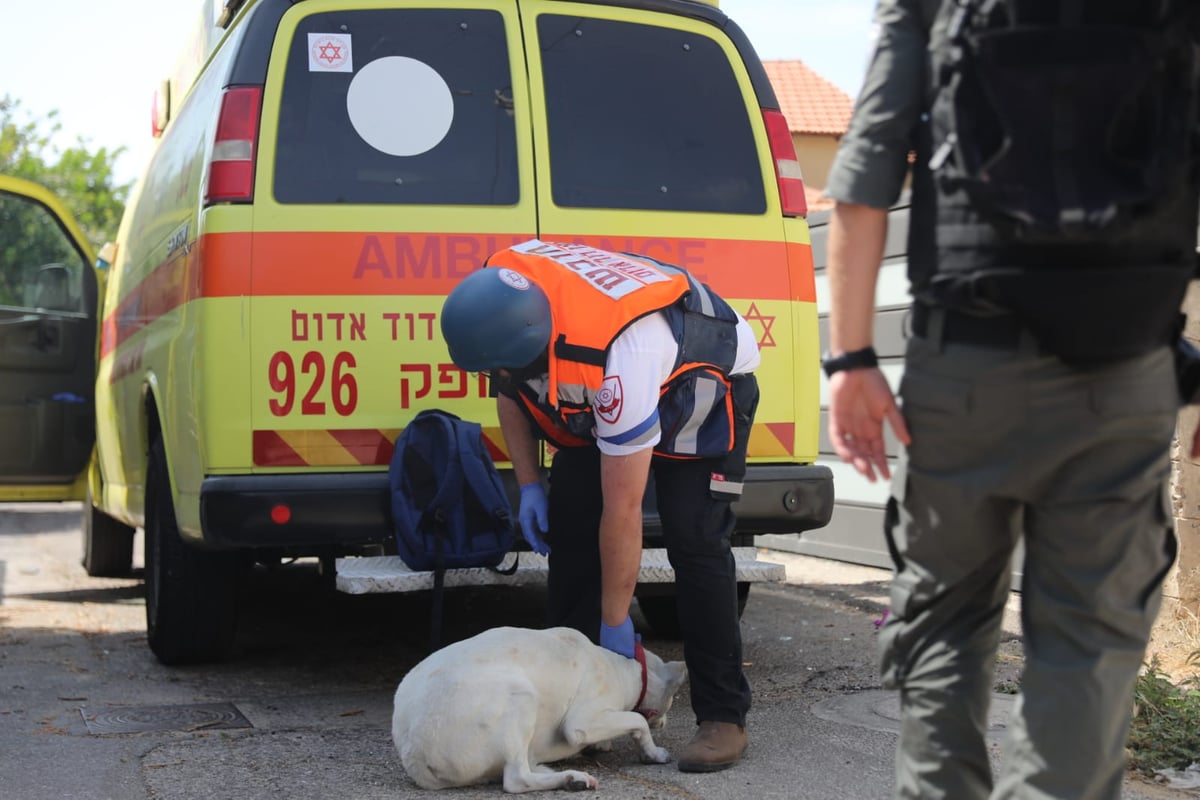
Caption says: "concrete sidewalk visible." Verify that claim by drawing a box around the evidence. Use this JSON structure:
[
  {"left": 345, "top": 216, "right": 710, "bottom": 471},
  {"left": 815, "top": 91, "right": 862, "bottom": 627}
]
[
  {"left": 0, "top": 507, "right": 1188, "bottom": 800},
  {"left": 763, "top": 549, "right": 1187, "bottom": 800}
]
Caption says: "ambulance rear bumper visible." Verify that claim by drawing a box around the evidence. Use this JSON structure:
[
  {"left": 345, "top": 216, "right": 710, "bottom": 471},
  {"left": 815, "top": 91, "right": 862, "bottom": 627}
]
[
  {"left": 197, "top": 462, "right": 834, "bottom": 551},
  {"left": 731, "top": 463, "right": 835, "bottom": 534},
  {"left": 642, "top": 463, "right": 835, "bottom": 538},
  {"left": 199, "top": 473, "right": 395, "bottom": 550}
]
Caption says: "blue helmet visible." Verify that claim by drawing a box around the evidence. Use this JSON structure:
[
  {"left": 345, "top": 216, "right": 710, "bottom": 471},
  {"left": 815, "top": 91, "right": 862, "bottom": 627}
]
[{"left": 440, "top": 267, "right": 552, "bottom": 372}]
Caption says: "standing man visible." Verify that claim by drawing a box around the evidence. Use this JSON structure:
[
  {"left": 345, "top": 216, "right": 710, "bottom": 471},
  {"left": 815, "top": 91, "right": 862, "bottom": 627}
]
[
  {"left": 823, "top": 1, "right": 1200, "bottom": 798},
  {"left": 440, "top": 239, "right": 761, "bottom": 773}
]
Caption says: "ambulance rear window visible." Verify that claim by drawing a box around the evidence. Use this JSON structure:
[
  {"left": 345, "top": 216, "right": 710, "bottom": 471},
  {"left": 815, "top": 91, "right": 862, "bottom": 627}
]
[
  {"left": 538, "top": 15, "right": 766, "bottom": 214},
  {"left": 273, "top": 9, "right": 518, "bottom": 205}
]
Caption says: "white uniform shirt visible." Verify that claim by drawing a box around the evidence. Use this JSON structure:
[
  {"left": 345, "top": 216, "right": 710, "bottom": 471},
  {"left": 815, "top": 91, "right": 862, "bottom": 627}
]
[{"left": 591, "top": 311, "right": 760, "bottom": 457}]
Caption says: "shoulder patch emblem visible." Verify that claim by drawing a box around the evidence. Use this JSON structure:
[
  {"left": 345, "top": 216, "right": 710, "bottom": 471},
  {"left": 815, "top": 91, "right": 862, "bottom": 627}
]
[{"left": 594, "top": 375, "right": 623, "bottom": 425}]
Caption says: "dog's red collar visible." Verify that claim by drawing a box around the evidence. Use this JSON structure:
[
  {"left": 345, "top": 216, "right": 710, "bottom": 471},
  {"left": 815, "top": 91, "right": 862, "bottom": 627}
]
[{"left": 633, "top": 641, "right": 658, "bottom": 721}]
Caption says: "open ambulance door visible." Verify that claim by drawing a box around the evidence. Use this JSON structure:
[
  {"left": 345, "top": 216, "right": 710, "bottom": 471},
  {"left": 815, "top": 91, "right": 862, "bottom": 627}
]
[{"left": 0, "top": 176, "right": 99, "bottom": 501}]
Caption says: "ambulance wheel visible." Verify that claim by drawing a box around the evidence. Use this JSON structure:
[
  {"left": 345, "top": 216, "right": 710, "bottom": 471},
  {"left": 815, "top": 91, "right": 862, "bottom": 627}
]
[
  {"left": 81, "top": 487, "right": 136, "bottom": 577},
  {"left": 636, "top": 583, "right": 750, "bottom": 640},
  {"left": 144, "top": 438, "right": 238, "bottom": 665}
]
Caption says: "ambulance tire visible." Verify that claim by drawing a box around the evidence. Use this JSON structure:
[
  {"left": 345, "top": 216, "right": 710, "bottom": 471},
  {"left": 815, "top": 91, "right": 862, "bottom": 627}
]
[
  {"left": 144, "top": 438, "right": 238, "bottom": 665},
  {"left": 636, "top": 582, "right": 750, "bottom": 640},
  {"left": 81, "top": 487, "right": 136, "bottom": 577}
]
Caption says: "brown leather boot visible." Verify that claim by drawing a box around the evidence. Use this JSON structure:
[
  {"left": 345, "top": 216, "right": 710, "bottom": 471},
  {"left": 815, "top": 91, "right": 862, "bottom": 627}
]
[{"left": 677, "top": 721, "right": 748, "bottom": 773}]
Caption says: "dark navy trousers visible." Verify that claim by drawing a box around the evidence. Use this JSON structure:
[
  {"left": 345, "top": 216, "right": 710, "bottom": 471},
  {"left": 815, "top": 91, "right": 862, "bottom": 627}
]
[{"left": 545, "top": 444, "right": 752, "bottom": 726}]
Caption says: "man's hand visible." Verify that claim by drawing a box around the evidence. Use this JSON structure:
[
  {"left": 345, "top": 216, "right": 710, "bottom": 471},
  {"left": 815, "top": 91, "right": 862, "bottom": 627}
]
[
  {"left": 828, "top": 367, "right": 911, "bottom": 482},
  {"left": 517, "top": 482, "right": 550, "bottom": 555},
  {"left": 825, "top": 201, "right": 906, "bottom": 482},
  {"left": 599, "top": 614, "right": 636, "bottom": 659}
]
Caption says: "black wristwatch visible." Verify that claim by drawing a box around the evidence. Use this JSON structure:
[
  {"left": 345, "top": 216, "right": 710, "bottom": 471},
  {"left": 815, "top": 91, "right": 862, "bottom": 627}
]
[{"left": 821, "top": 346, "right": 879, "bottom": 378}]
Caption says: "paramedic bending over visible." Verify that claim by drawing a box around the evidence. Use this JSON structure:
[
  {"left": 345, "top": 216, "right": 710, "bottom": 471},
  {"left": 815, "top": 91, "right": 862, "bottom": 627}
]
[{"left": 440, "top": 239, "right": 760, "bottom": 774}]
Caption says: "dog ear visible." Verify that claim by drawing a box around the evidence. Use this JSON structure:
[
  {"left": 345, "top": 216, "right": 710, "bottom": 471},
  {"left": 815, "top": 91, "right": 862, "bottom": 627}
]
[
  {"left": 665, "top": 661, "right": 688, "bottom": 695},
  {"left": 645, "top": 656, "right": 684, "bottom": 692}
]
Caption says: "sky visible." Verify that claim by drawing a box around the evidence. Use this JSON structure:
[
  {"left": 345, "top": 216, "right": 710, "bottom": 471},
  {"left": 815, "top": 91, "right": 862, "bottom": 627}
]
[{"left": 2, "top": 0, "right": 878, "bottom": 188}]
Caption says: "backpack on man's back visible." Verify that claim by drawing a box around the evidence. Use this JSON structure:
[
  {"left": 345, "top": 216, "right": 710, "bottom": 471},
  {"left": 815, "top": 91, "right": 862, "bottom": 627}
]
[
  {"left": 930, "top": 0, "right": 1199, "bottom": 242},
  {"left": 924, "top": 0, "right": 1200, "bottom": 363}
]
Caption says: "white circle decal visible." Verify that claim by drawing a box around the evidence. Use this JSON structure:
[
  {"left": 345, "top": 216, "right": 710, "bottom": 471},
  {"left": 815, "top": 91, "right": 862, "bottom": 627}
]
[
  {"left": 346, "top": 57, "right": 453, "bottom": 157},
  {"left": 497, "top": 269, "right": 530, "bottom": 290}
]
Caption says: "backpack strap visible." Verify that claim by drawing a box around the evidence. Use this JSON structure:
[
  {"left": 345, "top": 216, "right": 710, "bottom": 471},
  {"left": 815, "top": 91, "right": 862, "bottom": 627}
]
[
  {"left": 417, "top": 410, "right": 466, "bottom": 536},
  {"left": 414, "top": 410, "right": 465, "bottom": 652},
  {"left": 452, "top": 419, "right": 519, "bottom": 576}
]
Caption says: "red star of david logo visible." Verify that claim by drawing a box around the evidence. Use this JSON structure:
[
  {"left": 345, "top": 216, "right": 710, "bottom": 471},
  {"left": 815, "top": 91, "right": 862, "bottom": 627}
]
[
  {"left": 743, "top": 302, "right": 777, "bottom": 348},
  {"left": 595, "top": 375, "right": 623, "bottom": 424},
  {"left": 318, "top": 42, "right": 344, "bottom": 65}
]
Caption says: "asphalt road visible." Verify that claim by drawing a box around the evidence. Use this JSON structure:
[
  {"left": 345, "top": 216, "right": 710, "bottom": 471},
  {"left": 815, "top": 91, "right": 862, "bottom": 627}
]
[{"left": 0, "top": 503, "right": 1188, "bottom": 799}]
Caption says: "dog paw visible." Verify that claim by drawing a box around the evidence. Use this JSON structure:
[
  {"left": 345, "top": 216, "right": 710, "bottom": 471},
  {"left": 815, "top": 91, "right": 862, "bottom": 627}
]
[
  {"left": 565, "top": 772, "right": 599, "bottom": 791},
  {"left": 640, "top": 746, "right": 671, "bottom": 765}
]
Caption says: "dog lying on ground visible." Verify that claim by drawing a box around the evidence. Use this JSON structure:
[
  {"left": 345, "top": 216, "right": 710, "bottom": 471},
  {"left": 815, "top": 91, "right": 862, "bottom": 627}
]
[{"left": 392, "top": 626, "right": 688, "bottom": 793}]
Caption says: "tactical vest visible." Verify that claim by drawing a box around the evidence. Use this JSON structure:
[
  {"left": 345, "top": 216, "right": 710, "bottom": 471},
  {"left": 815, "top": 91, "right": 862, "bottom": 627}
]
[
  {"left": 910, "top": 0, "right": 1200, "bottom": 363},
  {"left": 486, "top": 240, "right": 742, "bottom": 458}
]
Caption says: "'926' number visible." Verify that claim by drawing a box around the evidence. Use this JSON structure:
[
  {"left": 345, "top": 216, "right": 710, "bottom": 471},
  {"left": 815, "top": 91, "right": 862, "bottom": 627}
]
[{"left": 269, "top": 351, "right": 357, "bottom": 416}]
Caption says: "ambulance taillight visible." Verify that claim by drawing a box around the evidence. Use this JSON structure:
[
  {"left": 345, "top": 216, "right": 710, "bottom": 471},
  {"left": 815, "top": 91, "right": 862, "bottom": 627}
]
[
  {"left": 763, "top": 109, "right": 807, "bottom": 218},
  {"left": 205, "top": 86, "right": 263, "bottom": 205}
]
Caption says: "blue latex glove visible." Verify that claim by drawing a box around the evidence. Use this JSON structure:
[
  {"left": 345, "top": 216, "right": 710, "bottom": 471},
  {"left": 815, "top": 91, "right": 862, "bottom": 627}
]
[
  {"left": 600, "top": 615, "right": 637, "bottom": 659},
  {"left": 518, "top": 482, "right": 550, "bottom": 556}
]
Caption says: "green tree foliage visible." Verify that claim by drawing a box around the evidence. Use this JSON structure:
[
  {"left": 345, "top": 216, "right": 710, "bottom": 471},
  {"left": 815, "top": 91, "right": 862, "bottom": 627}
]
[
  {"left": 0, "top": 94, "right": 130, "bottom": 252},
  {"left": 0, "top": 193, "right": 90, "bottom": 308}
]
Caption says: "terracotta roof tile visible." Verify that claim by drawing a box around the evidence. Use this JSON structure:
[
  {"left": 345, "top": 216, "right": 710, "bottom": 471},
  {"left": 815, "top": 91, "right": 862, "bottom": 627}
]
[{"left": 763, "top": 60, "right": 854, "bottom": 136}]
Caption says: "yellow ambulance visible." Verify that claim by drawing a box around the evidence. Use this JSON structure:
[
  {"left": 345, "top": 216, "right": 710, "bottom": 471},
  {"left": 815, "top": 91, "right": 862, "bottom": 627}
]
[{"left": 10, "top": 0, "right": 833, "bottom": 664}]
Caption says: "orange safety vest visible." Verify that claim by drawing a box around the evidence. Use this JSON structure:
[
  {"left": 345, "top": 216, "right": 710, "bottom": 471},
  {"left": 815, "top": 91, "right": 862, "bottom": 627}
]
[{"left": 487, "top": 240, "right": 741, "bottom": 458}]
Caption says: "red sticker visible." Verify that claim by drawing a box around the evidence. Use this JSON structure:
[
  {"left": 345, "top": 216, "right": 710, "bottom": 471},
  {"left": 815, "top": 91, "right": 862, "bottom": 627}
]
[{"left": 594, "top": 375, "right": 623, "bottom": 424}]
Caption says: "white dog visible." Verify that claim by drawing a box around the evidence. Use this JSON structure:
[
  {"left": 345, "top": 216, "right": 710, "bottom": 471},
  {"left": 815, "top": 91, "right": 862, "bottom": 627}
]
[{"left": 392, "top": 626, "right": 688, "bottom": 793}]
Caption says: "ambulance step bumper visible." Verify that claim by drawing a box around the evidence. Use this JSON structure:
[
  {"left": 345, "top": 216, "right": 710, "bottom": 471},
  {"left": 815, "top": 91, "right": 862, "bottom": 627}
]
[
  {"left": 197, "top": 463, "right": 833, "bottom": 550},
  {"left": 334, "top": 546, "right": 785, "bottom": 594}
]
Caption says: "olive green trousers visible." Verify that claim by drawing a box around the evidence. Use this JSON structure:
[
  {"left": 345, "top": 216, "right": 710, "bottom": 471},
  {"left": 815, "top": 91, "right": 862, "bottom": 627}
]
[{"left": 881, "top": 331, "right": 1179, "bottom": 800}]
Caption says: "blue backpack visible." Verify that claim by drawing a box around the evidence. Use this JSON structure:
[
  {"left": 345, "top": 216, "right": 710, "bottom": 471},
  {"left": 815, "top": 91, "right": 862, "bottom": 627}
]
[{"left": 389, "top": 409, "right": 516, "bottom": 573}]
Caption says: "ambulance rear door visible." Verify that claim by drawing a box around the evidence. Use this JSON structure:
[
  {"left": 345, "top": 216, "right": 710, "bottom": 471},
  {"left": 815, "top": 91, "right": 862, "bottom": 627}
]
[
  {"left": 518, "top": 0, "right": 816, "bottom": 466},
  {"left": 243, "top": 0, "right": 537, "bottom": 474}
]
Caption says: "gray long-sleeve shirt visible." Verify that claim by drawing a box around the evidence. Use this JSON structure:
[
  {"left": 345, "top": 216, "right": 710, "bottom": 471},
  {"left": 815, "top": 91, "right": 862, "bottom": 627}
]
[{"left": 824, "top": 0, "right": 942, "bottom": 210}]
